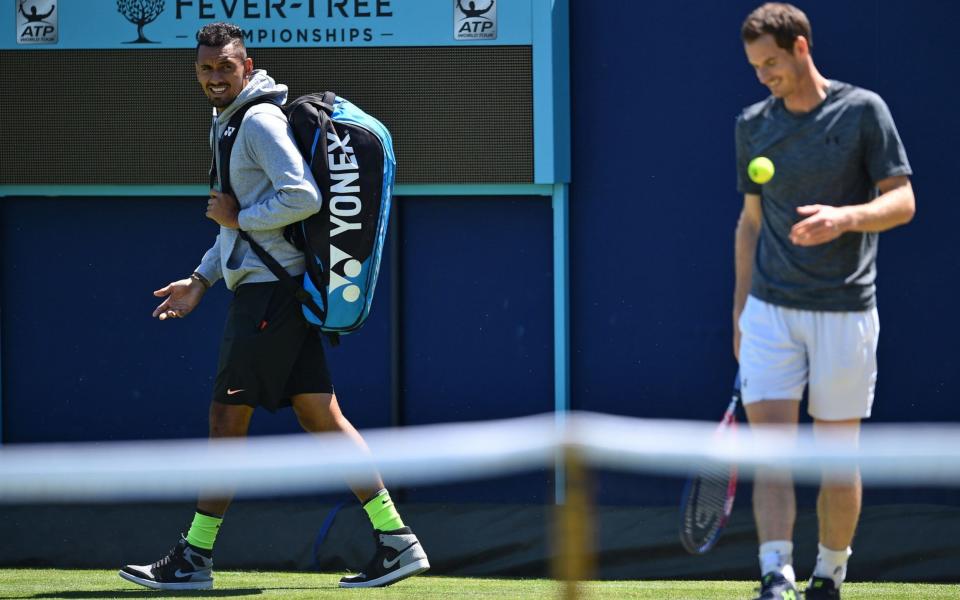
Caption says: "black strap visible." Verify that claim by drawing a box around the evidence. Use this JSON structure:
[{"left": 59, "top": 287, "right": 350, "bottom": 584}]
[
  {"left": 210, "top": 99, "right": 330, "bottom": 330},
  {"left": 209, "top": 98, "right": 272, "bottom": 196},
  {"left": 239, "top": 229, "right": 327, "bottom": 320},
  {"left": 320, "top": 91, "right": 336, "bottom": 113}
]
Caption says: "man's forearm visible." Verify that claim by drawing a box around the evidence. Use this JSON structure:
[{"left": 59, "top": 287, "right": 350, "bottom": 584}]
[
  {"left": 841, "top": 180, "right": 915, "bottom": 233},
  {"left": 734, "top": 216, "right": 760, "bottom": 315}
]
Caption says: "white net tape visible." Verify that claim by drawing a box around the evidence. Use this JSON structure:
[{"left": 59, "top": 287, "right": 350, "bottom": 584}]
[{"left": 2, "top": 411, "right": 959, "bottom": 502}]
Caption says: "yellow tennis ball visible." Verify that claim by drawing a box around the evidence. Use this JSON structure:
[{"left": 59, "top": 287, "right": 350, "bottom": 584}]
[{"left": 748, "top": 156, "right": 775, "bottom": 184}]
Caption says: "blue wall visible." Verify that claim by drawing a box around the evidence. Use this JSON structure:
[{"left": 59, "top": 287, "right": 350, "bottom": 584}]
[{"left": 3, "top": 0, "right": 959, "bottom": 507}]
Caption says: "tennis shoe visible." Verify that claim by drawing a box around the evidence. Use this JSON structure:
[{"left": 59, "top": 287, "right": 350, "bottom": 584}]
[
  {"left": 753, "top": 571, "right": 799, "bottom": 600},
  {"left": 339, "top": 526, "right": 430, "bottom": 588},
  {"left": 118, "top": 536, "right": 213, "bottom": 590},
  {"left": 804, "top": 576, "right": 840, "bottom": 599}
]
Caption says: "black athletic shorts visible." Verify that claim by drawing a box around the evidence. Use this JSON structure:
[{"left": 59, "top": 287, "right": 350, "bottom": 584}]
[{"left": 213, "top": 281, "right": 334, "bottom": 412}]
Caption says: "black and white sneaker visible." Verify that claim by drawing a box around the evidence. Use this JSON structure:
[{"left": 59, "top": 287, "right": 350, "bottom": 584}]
[
  {"left": 339, "top": 526, "right": 430, "bottom": 588},
  {"left": 118, "top": 536, "right": 214, "bottom": 590},
  {"left": 753, "top": 571, "right": 799, "bottom": 600},
  {"left": 804, "top": 576, "right": 840, "bottom": 599}
]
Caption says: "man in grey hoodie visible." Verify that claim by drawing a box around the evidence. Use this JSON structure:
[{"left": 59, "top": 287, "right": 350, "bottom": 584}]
[{"left": 119, "top": 22, "right": 429, "bottom": 590}]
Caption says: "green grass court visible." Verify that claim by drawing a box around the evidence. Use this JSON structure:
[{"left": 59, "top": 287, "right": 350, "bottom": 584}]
[{"left": 1, "top": 570, "right": 957, "bottom": 599}]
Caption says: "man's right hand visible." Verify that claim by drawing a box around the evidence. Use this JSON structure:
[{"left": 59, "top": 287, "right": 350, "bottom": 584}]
[{"left": 152, "top": 277, "right": 206, "bottom": 320}]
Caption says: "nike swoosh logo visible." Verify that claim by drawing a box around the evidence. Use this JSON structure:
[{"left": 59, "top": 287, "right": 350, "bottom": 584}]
[
  {"left": 172, "top": 568, "right": 195, "bottom": 579},
  {"left": 226, "top": 388, "right": 245, "bottom": 395},
  {"left": 382, "top": 542, "right": 418, "bottom": 569}
]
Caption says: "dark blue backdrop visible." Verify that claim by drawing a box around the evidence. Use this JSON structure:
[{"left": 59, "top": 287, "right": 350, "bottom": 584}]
[{"left": 2, "top": 0, "right": 958, "bottom": 507}]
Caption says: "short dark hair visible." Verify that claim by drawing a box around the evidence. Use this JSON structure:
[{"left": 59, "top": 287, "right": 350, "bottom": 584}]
[
  {"left": 741, "top": 3, "right": 813, "bottom": 52},
  {"left": 196, "top": 22, "right": 246, "bottom": 55}
]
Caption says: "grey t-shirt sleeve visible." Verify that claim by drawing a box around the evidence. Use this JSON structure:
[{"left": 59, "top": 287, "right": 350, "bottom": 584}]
[
  {"left": 735, "top": 114, "right": 763, "bottom": 196},
  {"left": 862, "top": 94, "right": 912, "bottom": 183},
  {"left": 195, "top": 233, "right": 223, "bottom": 286},
  {"left": 235, "top": 110, "right": 322, "bottom": 232}
]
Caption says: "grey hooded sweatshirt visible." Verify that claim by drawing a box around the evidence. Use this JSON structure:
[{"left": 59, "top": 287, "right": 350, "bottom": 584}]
[{"left": 194, "top": 70, "right": 320, "bottom": 291}]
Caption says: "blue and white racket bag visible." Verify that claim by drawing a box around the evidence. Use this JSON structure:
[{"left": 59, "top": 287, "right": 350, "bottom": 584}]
[{"left": 219, "top": 91, "right": 395, "bottom": 342}]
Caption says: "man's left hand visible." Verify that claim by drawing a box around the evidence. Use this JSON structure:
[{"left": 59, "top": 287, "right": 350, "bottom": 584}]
[
  {"left": 207, "top": 190, "right": 240, "bottom": 229},
  {"left": 789, "top": 204, "right": 850, "bottom": 246}
]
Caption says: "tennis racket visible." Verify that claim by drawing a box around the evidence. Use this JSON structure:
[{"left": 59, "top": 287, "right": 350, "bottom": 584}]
[{"left": 678, "top": 371, "right": 742, "bottom": 554}]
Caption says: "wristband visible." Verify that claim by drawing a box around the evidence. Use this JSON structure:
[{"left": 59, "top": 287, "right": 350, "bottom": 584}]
[{"left": 190, "top": 272, "right": 211, "bottom": 289}]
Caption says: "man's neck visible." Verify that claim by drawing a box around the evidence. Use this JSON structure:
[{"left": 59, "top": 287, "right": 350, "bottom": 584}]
[{"left": 783, "top": 68, "right": 830, "bottom": 114}]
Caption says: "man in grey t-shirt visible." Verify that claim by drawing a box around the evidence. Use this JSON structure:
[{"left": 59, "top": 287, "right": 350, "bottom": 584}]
[{"left": 734, "top": 4, "right": 915, "bottom": 600}]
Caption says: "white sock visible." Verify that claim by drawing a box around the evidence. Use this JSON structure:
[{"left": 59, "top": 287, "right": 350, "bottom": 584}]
[
  {"left": 813, "top": 543, "right": 852, "bottom": 587},
  {"left": 759, "top": 540, "right": 795, "bottom": 582}
]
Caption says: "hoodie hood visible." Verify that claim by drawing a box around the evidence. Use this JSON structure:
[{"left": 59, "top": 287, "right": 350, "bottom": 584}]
[{"left": 216, "top": 69, "right": 288, "bottom": 123}]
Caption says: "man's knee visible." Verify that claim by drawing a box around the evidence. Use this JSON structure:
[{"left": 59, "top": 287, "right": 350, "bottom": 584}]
[
  {"left": 209, "top": 402, "right": 254, "bottom": 438},
  {"left": 292, "top": 393, "right": 340, "bottom": 432}
]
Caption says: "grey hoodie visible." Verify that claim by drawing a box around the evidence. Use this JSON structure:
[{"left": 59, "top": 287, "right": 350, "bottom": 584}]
[{"left": 195, "top": 70, "right": 321, "bottom": 291}]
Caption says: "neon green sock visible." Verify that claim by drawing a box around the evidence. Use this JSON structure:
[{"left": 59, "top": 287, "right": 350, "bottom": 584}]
[
  {"left": 186, "top": 511, "right": 223, "bottom": 551},
  {"left": 363, "top": 489, "right": 405, "bottom": 532}
]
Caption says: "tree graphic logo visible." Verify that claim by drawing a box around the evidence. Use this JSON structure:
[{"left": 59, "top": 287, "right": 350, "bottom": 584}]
[{"left": 117, "top": 0, "right": 165, "bottom": 44}]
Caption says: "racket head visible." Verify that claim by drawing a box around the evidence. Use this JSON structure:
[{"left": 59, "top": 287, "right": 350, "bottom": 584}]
[{"left": 678, "top": 373, "right": 742, "bottom": 554}]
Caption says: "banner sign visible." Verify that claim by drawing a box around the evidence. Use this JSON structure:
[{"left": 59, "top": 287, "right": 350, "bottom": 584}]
[{"left": 6, "top": 0, "right": 531, "bottom": 49}]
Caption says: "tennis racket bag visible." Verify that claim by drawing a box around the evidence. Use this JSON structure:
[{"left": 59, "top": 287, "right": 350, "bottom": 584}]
[{"left": 216, "top": 92, "right": 395, "bottom": 341}]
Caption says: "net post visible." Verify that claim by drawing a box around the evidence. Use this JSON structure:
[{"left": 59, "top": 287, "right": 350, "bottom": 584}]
[{"left": 552, "top": 444, "right": 594, "bottom": 600}]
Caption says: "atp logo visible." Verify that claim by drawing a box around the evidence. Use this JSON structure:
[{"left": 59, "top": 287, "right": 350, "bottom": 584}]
[
  {"left": 454, "top": 0, "right": 497, "bottom": 41},
  {"left": 16, "top": 0, "right": 58, "bottom": 45}
]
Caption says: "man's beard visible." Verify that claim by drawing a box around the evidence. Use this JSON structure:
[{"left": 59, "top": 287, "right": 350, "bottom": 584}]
[{"left": 207, "top": 95, "right": 234, "bottom": 108}]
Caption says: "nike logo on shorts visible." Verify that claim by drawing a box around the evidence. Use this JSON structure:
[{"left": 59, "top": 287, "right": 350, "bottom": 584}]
[{"left": 226, "top": 388, "right": 245, "bottom": 395}]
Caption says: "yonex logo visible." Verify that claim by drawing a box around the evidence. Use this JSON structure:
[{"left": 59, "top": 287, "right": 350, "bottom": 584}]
[
  {"left": 223, "top": 126, "right": 236, "bottom": 138},
  {"left": 328, "top": 129, "right": 361, "bottom": 239},
  {"left": 329, "top": 244, "right": 362, "bottom": 303},
  {"left": 326, "top": 127, "right": 363, "bottom": 304}
]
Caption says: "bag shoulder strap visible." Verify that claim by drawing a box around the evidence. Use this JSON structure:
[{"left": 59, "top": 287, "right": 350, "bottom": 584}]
[{"left": 209, "top": 98, "right": 274, "bottom": 194}]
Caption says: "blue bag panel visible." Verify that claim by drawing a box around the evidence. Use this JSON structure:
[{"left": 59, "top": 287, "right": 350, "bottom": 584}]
[
  {"left": 331, "top": 96, "right": 397, "bottom": 178},
  {"left": 310, "top": 244, "right": 373, "bottom": 330},
  {"left": 329, "top": 96, "right": 395, "bottom": 331}
]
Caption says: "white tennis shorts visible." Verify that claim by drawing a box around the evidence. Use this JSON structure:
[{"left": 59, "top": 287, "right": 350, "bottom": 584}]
[{"left": 737, "top": 295, "right": 880, "bottom": 420}]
